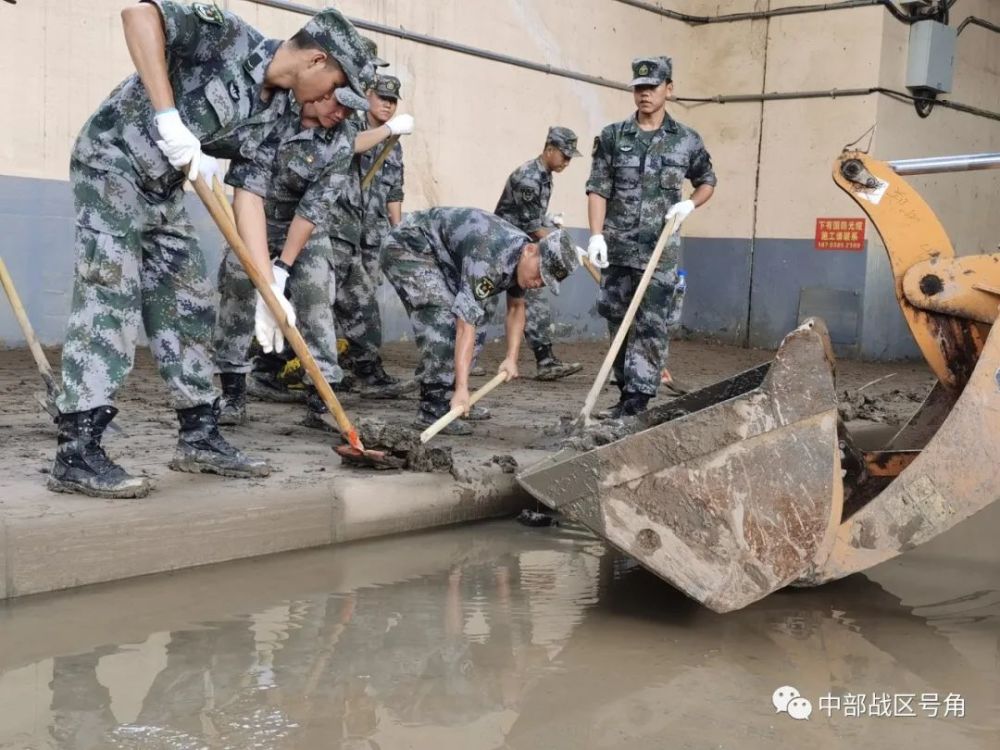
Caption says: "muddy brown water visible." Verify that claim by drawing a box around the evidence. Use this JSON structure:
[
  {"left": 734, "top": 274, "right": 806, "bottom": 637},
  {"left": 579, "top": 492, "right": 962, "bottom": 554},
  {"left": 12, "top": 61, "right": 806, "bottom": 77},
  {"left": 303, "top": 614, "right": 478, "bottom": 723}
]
[{"left": 1, "top": 506, "right": 997, "bottom": 749}]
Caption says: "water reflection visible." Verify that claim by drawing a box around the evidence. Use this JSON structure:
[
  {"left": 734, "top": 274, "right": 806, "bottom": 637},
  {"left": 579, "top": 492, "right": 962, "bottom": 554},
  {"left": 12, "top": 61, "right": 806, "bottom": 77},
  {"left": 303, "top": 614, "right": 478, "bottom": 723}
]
[{"left": 0, "top": 520, "right": 997, "bottom": 749}]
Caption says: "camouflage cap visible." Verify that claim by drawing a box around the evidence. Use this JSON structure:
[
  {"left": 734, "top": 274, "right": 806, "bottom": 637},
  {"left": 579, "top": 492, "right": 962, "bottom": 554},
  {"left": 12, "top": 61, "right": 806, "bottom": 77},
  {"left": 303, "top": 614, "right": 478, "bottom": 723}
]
[
  {"left": 334, "top": 86, "right": 369, "bottom": 112},
  {"left": 545, "top": 126, "right": 581, "bottom": 158},
  {"left": 373, "top": 74, "right": 402, "bottom": 100},
  {"left": 300, "top": 8, "right": 373, "bottom": 98},
  {"left": 537, "top": 230, "right": 579, "bottom": 295},
  {"left": 630, "top": 56, "right": 672, "bottom": 87},
  {"left": 361, "top": 36, "right": 390, "bottom": 68}
]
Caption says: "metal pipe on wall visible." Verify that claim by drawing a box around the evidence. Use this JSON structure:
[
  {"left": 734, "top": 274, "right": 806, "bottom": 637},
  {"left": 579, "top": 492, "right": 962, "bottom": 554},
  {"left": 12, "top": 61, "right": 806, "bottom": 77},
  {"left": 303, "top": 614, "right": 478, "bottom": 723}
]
[
  {"left": 611, "top": 0, "right": 913, "bottom": 25},
  {"left": 242, "top": 0, "right": 1000, "bottom": 123},
  {"left": 889, "top": 153, "right": 1000, "bottom": 175},
  {"left": 245, "top": 0, "right": 631, "bottom": 92}
]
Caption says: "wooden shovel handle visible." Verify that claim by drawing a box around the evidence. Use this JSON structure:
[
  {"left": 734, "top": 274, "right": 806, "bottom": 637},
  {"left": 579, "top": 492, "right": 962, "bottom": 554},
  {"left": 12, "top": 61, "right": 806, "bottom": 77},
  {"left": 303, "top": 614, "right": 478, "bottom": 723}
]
[
  {"left": 581, "top": 256, "right": 602, "bottom": 284},
  {"left": 420, "top": 371, "right": 510, "bottom": 444},
  {"left": 577, "top": 214, "right": 679, "bottom": 424},
  {"left": 211, "top": 176, "right": 237, "bottom": 225},
  {"left": 0, "top": 256, "right": 59, "bottom": 395},
  {"left": 191, "top": 176, "right": 363, "bottom": 451},
  {"left": 361, "top": 134, "right": 401, "bottom": 190}
]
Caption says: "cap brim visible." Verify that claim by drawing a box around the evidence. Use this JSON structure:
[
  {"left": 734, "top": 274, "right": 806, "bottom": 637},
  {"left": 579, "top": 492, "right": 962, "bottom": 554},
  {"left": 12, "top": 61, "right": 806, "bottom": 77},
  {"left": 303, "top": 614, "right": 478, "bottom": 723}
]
[
  {"left": 630, "top": 76, "right": 663, "bottom": 88},
  {"left": 559, "top": 146, "right": 582, "bottom": 158},
  {"left": 539, "top": 265, "right": 561, "bottom": 295},
  {"left": 334, "top": 87, "right": 369, "bottom": 111}
]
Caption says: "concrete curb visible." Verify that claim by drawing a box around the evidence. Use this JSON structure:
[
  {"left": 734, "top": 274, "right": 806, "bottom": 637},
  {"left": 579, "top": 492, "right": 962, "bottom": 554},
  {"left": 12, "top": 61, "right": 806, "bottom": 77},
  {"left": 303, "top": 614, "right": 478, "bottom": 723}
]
[{"left": 0, "top": 467, "right": 530, "bottom": 601}]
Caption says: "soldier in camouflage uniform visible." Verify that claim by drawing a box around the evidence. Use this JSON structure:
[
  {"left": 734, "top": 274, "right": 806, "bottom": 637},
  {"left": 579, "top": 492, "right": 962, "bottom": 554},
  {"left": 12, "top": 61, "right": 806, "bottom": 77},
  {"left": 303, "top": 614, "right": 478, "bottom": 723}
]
[
  {"left": 341, "top": 73, "right": 416, "bottom": 399},
  {"left": 213, "top": 93, "right": 401, "bottom": 423},
  {"left": 380, "top": 208, "right": 580, "bottom": 435},
  {"left": 326, "top": 121, "right": 410, "bottom": 402},
  {"left": 585, "top": 56, "right": 716, "bottom": 419},
  {"left": 359, "top": 75, "right": 405, "bottom": 283},
  {"left": 489, "top": 126, "right": 584, "bottom": 381},
  {"left": 50, "top": 0, "right": 373, "bottom": 499}
]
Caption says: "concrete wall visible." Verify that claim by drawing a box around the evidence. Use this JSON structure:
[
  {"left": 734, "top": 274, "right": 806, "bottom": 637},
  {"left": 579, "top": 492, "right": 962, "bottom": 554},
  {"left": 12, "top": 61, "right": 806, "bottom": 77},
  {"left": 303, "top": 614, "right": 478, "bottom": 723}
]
[{"left": 1, "top": 0, "right": 998, "bottom": 358}]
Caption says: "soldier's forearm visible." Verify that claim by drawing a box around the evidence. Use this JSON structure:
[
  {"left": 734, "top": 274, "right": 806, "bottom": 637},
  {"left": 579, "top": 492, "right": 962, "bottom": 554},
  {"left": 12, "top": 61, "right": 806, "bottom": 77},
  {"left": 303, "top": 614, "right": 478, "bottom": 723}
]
[
  {"left": 122, "top": 4, "right": 175, "bottom": 113},
  {"left": 279, "top": 216, "right": 317, "bottom": 267},
  {"left": 354, "top": 125, "right": 390, "bottom": 154},
  {"left": 232, "top": 189, "right": 273, "bottom": 282},
  {"left": 587, "top": 193, "right": 607, "bottom": 236},
  {"left": 691, "top": 183, "right": 715, "bottom": 208},
  {"left": 388, "top": 202, "right": 402, "bottom": 227},
  {"left": 454, "top": 319, "right": 477, "bottom": 391},
  {"left": 504, "top": 298, "right": 526, "bottom": 362}
]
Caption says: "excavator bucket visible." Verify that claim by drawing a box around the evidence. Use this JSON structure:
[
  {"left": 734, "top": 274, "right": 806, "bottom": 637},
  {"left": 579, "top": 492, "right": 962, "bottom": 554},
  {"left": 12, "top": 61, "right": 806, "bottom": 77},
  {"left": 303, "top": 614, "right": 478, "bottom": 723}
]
[
  {"left": 518, "top": 150, "right": 1000, "bottom": 613},
  {"left": 518, "top": 320, "right": 844, "bottom": 613}
]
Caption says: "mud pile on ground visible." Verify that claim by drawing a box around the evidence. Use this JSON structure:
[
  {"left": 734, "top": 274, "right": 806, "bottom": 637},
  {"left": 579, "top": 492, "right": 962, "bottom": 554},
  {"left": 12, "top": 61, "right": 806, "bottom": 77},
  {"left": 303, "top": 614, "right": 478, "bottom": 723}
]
[
  {"left": 343, "top": 418, "right": 454, "bottom": 473},
  {"left": 838, "top": 387, "right": 927, "bottom": 423}
]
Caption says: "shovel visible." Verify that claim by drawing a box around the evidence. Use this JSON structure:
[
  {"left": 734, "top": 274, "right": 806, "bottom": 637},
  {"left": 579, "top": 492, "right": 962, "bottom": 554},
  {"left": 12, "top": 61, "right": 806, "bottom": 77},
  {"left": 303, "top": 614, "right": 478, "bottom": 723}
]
[
  {"left": 361, "top": 134, "right": 400, "bottom": 190},
  {"left": 0, "top": 257, "right": 126, "bottom": 435},
  {"left": 577, "top": 214, "right": 679, "bottom": 425},
  {"left": 420, "top": 371, "right": 510, "bottom": 444},
  {"left": 193, "top": 176, "right": 392, "bottom": 468}
]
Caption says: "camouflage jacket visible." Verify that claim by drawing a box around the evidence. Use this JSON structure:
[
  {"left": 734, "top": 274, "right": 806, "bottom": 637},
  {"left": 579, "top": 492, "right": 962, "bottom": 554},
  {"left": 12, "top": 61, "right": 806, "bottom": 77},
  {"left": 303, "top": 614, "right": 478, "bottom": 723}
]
[
  {"left": 73, "top": 0, "right": 292, "bottom": 202},
  {"left": 494, "top": 158, "right": 552, "bottom": 235},
  {"left": 226, "top": 112, "right": 357, "bottom": 242},
  {"left": 359, "top": 119, "right": 405, "bottom": 249},
  {"left": 391, "top": 207, "right": 528, "bottom": 325},
  {"left": 586, "top": 113, "right": 716, "bottom": 269}
]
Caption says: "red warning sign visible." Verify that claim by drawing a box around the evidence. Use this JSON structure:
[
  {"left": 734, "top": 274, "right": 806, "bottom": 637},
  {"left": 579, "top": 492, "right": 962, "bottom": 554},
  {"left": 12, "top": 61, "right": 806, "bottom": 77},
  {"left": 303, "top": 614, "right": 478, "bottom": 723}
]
[{"left": 815, "top": 218, "right": 866, "bottom": 251}]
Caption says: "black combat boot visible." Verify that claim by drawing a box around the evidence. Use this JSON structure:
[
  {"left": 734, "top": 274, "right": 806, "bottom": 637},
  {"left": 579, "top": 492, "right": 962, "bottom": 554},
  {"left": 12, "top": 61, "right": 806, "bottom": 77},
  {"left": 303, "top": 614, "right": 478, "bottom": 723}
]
[
  {"left": 356, "top": 358, "right": 418, "bottom": 400},
  {"left": 218, "top": 372, "right": 247, "bottom": 426},
  {"left": 598, "top": 390, "right": 651, "bottom": 420},
  {"left": 47, "top": 406, "right": 151, "bottom": 499},
  {"left": 533, "top": 344, "right": 583, "bottom": 382},
  {"left": 303, "top": 386, "right": 336, "bottom": 431},
  {"left": 169, "top": 402, "right": 270, "bottom": 477},
  {"left": 413, "top": 384, "right": 473, "bottom": 436},
  {"left": 620, "top": 390, "right": 651, "bottom": 417}
]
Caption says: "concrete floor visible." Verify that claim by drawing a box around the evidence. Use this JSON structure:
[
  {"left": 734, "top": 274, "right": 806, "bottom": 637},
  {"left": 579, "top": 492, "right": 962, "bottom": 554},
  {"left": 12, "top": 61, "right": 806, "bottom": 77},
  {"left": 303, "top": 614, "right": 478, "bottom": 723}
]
[{"left": 0, "top": 339, "right": 936, "bottom": 601}]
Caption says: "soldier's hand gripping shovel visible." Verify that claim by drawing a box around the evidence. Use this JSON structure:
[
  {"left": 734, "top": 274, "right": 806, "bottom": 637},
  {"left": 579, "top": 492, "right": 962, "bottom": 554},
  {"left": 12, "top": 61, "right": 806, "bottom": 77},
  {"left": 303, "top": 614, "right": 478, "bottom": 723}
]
[
  {"left": 576, "top": 214, "right": 679, "bottom": 426},
  {"left": 193, "top": 176, "right": 397, "bottom": 469},
  {"left": 0, "top": 257, "right": 127, "bottom": 435},
  {"left": 420, "top": 371, "right": 510, "bottom": 444}
]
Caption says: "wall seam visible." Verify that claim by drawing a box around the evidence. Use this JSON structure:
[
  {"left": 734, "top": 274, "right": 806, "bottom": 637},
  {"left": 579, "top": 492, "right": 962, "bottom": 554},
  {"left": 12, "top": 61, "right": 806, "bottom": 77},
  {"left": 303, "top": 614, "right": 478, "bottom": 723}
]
[{"left": 746, "top": 1, "right": 772, "bottom": 347}]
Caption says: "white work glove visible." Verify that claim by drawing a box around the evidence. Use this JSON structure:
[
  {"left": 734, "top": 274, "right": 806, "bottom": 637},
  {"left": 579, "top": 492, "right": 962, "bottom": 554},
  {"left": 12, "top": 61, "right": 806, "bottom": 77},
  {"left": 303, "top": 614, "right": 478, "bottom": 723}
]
[
  {"left": 550, "top": 212, "right": 565, "bottom": 228},
  {"left": 587, "top": 234, "right": 609, "bottom": 269},
  {"left": 574, "top": 245, "right": 588, "bottom": 266},
  {"left": 199, "top": 154, "right": 222, "bottom": 185},
  {"left": 154, "top": 109, "right": 203, "bottom": 180},
  {"left": 254, "top": 264, "right": 296, "bottom": 355},
  {"left": 665, "top": 200, "right": 696, "bottom": 233},
  {"left": 385, "top": 113, "right": 414, "bottom": 136}
]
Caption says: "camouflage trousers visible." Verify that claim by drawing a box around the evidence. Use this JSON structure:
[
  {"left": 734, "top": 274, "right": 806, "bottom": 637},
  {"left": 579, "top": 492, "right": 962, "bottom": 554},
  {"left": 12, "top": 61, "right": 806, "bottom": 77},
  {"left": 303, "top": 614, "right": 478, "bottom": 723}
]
[
  {"left": 477, "top": 287, "right": 554, "bottom": 356},
  {"left": 359, "top": 240, "right": 383, "bottom": 286},
  {"left": 332, "top": 238, "right": 382, "bottom": 371},
  {"left": 58, "top": 159, "right": 217, "bottom": 412},
  {"left": 597, "top": 263, "right": 678, "bottom": 397},
  {"left": 381, "top": 234, "right": 458, "bottom": 388},
  {"left": 213, "top": 228, "right": 343, "bottom": 384}
]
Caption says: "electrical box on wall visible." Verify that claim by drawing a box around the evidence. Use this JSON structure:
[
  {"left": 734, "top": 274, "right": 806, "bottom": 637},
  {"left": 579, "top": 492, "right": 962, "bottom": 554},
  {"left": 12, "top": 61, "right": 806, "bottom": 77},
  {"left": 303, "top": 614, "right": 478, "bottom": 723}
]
[{"left": 906, "top": 20, "right": 956, "bottom": 94}]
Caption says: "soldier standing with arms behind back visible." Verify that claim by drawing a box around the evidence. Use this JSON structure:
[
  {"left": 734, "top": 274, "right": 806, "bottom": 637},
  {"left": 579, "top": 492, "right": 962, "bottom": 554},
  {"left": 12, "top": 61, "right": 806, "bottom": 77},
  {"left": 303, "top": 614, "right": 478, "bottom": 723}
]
[
  {"left": 491, "top": 126, "right": 584, "bottom": 382},
  {"left": 585, "top": 55, "right": 716, "bottom": 419}
]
